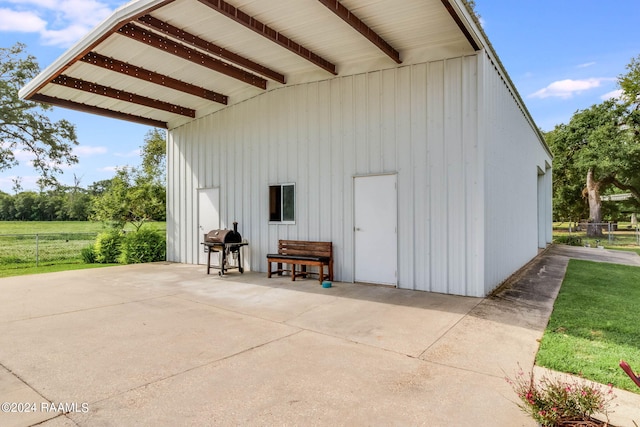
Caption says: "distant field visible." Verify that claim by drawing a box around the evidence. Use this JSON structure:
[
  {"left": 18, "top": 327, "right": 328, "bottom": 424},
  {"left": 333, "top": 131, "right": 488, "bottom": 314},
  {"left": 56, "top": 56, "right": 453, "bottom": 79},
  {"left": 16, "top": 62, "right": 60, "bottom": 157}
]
[
  {"left": 0, "top": 221, "right": 166, "bottom": 234},
  {"left": 0, "top": 221, "right": 166, "bottom": 277},
  {"left": 553, "top": 222, "right": 640, "bottom": 254}
]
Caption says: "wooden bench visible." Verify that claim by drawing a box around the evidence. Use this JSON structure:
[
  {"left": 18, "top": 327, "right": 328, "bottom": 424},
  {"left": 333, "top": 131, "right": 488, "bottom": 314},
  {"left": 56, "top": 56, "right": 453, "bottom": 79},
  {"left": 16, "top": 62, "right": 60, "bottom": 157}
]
[{"left": 266, "top": 240, "right": 333, "bottom": 284}]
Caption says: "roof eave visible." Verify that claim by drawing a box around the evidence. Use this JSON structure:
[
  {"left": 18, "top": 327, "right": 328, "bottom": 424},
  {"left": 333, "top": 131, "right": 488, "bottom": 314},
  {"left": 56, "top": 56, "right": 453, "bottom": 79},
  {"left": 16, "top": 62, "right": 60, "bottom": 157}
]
[
  {"left": 447, "top": 0, "right": 552, "bottom": 158},
  {"left": 19, "top": 0, "right": 170, "bottom": 101}
]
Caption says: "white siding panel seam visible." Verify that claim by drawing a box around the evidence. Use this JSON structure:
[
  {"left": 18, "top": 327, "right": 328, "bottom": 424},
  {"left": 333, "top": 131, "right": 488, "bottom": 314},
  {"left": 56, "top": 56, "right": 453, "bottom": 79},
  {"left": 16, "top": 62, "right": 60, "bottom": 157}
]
[{"left": 164, "top": 52, "right": 549, "bottom": 297}]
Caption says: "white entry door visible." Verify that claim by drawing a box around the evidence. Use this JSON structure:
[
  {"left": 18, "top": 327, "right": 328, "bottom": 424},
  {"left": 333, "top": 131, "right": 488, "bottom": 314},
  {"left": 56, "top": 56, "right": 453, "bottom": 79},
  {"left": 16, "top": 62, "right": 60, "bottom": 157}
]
[
  {"left": 198, "top": 188, "right": 220, "bottom": 265},
  {"left": 354, "top": 174, "right": 397, "bottom": 285}
]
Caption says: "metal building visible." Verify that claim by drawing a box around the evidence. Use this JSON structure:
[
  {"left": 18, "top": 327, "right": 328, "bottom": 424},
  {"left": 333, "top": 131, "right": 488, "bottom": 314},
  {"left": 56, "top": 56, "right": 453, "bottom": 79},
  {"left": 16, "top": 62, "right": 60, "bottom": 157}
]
[{"left": 20, "top": 0, "right": 553, "bottom": 297}]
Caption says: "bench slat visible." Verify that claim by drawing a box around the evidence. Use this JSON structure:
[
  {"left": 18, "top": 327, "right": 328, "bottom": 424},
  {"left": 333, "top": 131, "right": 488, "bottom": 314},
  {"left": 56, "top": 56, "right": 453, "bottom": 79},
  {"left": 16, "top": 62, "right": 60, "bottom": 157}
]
[
  {"left": 280, "top": 249, "right": 331, "bottom": 257},
  {"left": 267, "top": 240, "right": 333, "bottom": 284}
]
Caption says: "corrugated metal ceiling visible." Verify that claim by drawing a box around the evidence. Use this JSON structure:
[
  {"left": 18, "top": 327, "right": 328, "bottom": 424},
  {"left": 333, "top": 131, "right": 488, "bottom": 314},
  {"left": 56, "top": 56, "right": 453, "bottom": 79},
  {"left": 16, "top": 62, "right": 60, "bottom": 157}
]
[{"left": 20, "top": 0, "right": 481, "bottom": 129}]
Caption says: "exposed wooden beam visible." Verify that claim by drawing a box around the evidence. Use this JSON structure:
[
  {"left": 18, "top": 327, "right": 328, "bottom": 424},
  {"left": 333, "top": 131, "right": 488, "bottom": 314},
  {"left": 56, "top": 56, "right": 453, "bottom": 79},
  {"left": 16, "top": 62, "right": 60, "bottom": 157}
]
[
  {"left": 117, "top": 23, "right": 267, "bottom": 89},
  {"left": 30, "top": 94, "right": 168, "bottom": 128},
  {"left": 22, "top": 0, "right": 177, "bottom": 98},
  {"left": 137, "top": 14, "right": 286, "bottom": 84},
  {"left": 440, "top": 0, "right": 480, "bottom": 51},
  {"left": 197, "top": 0, "right": 337, "bottom": 75},
  {"left": 317, "top": 0, "right": 400, "bottom": 64},
  {"left": 51, "top": 75, "right": 196, "bottom": 118},
  {"left": 80, "top": 52, "right": 228, "bottom": 104}
]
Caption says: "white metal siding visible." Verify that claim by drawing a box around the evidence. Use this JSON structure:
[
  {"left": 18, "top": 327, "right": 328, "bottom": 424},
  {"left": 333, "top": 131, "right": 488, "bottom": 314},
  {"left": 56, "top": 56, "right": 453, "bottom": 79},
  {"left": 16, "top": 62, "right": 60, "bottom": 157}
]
[
  {"left": 480, "top": 51, "right": 553, "bottom": 295},
  {"left": 167, "top": 55, "right": 485, "bottom": 295},
  {"left": 167, "top": 51, "right": 552, "bottom": 297}
]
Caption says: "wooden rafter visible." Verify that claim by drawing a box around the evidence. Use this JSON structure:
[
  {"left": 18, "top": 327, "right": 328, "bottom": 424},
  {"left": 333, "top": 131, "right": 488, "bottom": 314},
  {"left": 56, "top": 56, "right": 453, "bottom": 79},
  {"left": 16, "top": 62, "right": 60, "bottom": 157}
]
[
  {"left": 117, "top": 23, "right": 267, "bottom": 89},
  {"left": 197, "top": 0, "right": 337, "bottom": 75},
  {"left": 137, "top": 15, "right": 286, "bottom": 84},
  {"left": 21, "top": 0, "right": 177, "bottom": 99},
  {"left": 80, "top": 52, "right": 228, "bottom": 104},
  {"left": 317, "top": 0, "right": 400, "bottom": 64},
  {"left": 440, "top": 0, "right": 480, "bottom": 51},
  {"left": 30, "top": 94, "right": 168, "bottom": 128},
  {"left": 51, "top": 75, "right": 195, "bottom": 118}
]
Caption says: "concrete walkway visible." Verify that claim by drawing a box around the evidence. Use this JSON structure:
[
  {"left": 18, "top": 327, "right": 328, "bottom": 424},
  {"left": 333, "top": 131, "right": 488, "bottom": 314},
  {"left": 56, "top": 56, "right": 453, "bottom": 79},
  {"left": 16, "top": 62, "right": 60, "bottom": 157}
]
[{"left": 0, "top": 245, "right": 639, "bottom": 426}]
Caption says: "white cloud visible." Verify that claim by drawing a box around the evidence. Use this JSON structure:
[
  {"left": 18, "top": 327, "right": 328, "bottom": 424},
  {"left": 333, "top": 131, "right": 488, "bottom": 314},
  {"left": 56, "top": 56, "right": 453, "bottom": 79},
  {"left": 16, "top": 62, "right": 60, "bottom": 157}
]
[
  {"left": 74, "top": 145, "right": 108, "bottom": 156},
  {"left": 10, "top": 149, "right": 80, "bottom": 169},
  {"left": 98, "top": 166, "right": 118, "bottom": 173},
  {"left": 0, "top": 8, "right": 46, "bottom": 32},
  {"left": 41, "top": 23, "right": 96, "bottom": 47},
  {"left": 13, "top": 149, "right": 36, "bottom": 162},
  {"left": 600, "top": 89, "right": 623, "bottom": 100},
  {"left": 577, "top": 62, "right": 596, "bottom": 68},
  {"left": 0, "top": 0, "right": 119, "bottom": 47},
  {"left": 0, "top": 174, "right": 40, "bottom": 191},
  {"left": 529, "top": 78, "right": 615, "bottom": 99},
  {"left": 115, "top": 149, "right": 141, "bottom": 158},
  {"left": 53, "top": 161, "right": 75, "bottom": 170}
]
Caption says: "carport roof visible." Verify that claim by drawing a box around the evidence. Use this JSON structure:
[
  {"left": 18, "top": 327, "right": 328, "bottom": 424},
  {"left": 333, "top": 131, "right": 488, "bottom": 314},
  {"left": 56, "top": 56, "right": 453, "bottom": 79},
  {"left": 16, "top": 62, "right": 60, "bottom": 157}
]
[{"left": 19, "top": 0, "right": 486, "bottom": 130}]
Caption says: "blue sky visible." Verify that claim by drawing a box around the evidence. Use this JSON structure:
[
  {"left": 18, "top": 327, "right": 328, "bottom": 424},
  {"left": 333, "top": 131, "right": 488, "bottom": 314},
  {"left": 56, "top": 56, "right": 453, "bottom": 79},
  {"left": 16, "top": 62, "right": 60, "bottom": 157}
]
[{"left": 0, "top": 0, "right": 638, "bottom": 191}]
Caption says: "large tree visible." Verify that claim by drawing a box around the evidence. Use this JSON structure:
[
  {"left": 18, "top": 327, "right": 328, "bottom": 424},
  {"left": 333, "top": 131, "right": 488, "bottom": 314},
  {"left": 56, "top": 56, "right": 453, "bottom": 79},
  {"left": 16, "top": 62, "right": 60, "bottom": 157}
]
[
  {"left": 140, "top": 128, "right": 166, "bottom": 186},
  {"left": 1, "top": 43, "right": 78, "bottom": 187},
  {"left": 90, "top": 129, "right": 166, "bottom": 229},
  {"left": 548, "top": 55, "right": 640, "bottom": 236}
]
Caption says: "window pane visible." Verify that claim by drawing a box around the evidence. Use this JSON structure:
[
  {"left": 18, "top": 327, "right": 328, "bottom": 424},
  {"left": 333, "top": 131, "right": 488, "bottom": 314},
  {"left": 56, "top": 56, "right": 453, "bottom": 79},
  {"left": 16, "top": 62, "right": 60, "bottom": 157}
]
[
  {"left": 282, "top": 184, "right": 295, "bottom": 222},
  {"left": 269, "top": 185, "right": 281, "bottom": 221}
]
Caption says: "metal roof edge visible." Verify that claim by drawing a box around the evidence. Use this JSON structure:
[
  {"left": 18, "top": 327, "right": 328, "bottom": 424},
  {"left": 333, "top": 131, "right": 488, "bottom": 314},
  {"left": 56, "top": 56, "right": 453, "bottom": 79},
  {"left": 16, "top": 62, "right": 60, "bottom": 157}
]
[
  {"left": 19, "top": 0, "right": 168, "bottom": 100},
  {"left": 17, "top": 0, "right": 553, "bottom": 161},
  {"left": 449, "top": 0, "right": 553, "bottom": 159}
]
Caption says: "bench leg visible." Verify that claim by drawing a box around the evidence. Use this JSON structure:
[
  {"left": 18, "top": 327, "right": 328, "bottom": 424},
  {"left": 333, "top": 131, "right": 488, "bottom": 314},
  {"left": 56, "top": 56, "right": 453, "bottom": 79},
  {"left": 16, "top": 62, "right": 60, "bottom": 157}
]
[
  {"left": 291, "top": 263, "right": 296, "bottom": 281},
  {"left": 267, "top": 260, "right": 272, "bottom": 278}
]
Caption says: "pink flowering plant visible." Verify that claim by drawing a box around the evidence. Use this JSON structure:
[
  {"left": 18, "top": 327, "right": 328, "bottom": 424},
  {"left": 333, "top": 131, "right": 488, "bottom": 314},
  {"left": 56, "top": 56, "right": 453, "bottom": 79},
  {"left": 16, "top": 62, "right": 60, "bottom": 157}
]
[{"left": 506, "top": 368, "right": 616, "bottom": 426}]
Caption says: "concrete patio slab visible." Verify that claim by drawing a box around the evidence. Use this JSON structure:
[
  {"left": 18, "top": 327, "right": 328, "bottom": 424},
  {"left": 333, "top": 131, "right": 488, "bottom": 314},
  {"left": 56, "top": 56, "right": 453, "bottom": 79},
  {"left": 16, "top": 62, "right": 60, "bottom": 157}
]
[
  {"left": 0, "top": 366, "right": 53, "bottom": 427},
  {"left": 65, "top": 331, "right": 523, "bottom": 426},
  {"left": 422, "top": 246, "right": 570, "bottom": 378},
  {"left": 0, "top": 244, "right": 639, "bottom": 426},
  {"left": 0, "top": 295, "right": 298, "bottom": 403}
]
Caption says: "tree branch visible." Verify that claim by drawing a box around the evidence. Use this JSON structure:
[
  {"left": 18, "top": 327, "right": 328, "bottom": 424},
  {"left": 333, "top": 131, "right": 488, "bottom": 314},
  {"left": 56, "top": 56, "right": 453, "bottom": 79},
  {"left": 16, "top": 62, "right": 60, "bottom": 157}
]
[{"left": 609, "top": 177, "right": 640, "bottom": 201}]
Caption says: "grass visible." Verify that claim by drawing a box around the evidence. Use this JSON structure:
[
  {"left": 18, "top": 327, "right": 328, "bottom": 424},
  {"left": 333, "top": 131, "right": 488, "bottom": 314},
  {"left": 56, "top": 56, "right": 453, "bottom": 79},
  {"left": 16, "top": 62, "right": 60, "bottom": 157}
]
[
  {"left": 0, "top": 221, "right": 166, "bottom": 234},
  {"left": 553, "top": 222, "right": 640, "bottom": 255},
  {"left": 536, "top": 259, "right": 640, "bottom": 393},
  {"left": 553, "top": 222, "right": 640, "bottom": 253},
  {"left": 0, "top": 262, "right": 120, "bottom": 278},
  {"left": 0, "top": 221, "right": 166, "bottom": 278}
]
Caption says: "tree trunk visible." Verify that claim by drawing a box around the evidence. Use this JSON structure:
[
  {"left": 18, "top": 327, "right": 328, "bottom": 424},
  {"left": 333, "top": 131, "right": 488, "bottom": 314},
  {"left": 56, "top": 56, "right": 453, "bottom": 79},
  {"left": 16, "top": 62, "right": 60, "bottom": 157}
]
[{"left": 586, "top": 167, "right": 603, "bottom": 237}]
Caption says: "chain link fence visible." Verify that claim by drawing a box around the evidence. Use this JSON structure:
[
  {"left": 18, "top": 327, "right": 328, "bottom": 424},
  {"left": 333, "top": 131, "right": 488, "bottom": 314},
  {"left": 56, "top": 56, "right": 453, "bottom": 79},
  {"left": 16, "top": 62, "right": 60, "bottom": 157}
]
[
  {"left": 0, "top": 233, "right": 98, "bottom": 267},
  {"left": 553, "top": 222, "right": 640, "bottom": 247}
]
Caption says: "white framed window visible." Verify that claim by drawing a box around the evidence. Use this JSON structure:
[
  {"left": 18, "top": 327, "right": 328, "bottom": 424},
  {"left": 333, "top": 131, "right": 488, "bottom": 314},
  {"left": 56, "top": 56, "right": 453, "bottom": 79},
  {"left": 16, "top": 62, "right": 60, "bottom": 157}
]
[{"left": 269, "top": 183, "right": 295, "bottom": 223}]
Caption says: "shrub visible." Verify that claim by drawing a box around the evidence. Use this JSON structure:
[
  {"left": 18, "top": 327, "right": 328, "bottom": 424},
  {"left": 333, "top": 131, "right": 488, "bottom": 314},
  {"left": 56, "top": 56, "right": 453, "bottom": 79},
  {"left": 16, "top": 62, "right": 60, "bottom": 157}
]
[
  {"left": 118, "top": 228, "right": 165, "bottom": 264},
  {"left": 554, "top": 235, "right": 583, "bottom": 246},
  {"left": 94, "top": 230, "right": 123, "bottom": 263},
  {"left": 80, "top": 245, "right": 96, "bottom": 264},
  {"left": 506, "top": 368, "right": 615, "bottom": 426}
]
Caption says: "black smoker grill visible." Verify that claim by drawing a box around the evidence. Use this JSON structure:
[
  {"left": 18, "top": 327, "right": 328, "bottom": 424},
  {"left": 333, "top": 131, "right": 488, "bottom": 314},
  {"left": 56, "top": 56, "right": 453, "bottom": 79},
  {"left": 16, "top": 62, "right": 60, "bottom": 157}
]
[{"left": 202, "top": 221, "right": 248, "bottom": 276}]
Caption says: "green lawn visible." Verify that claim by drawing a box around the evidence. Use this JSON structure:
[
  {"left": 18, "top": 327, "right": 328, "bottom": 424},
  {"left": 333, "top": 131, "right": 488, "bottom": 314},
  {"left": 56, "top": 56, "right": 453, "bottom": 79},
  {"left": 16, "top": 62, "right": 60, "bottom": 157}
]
[
  {"left": 0, "top": 221, "right": 166, "bottom": 277},
  {"left": 553, "top": 223, "right": 640, "bottom": 255},
  {"left": 0, "top": 262, "right": 120, "bottom": 278},
  {"left": 0, "top": 221, "right": 165, "bottom": 234},
  {"left": 536, "top": 259, "right": 640, "bottom": 393}
]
